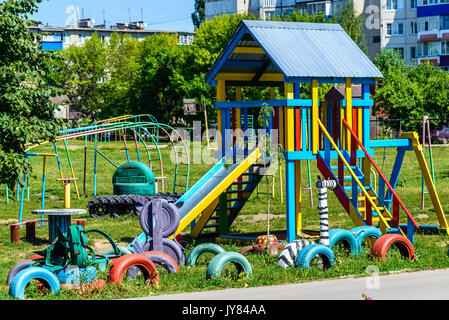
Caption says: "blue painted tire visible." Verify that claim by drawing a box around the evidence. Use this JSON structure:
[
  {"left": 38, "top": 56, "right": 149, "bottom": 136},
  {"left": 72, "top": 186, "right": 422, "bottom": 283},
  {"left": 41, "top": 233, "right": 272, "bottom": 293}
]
[
  {"left": 206, "top": 251, "right": 253, "bottom": 280},
  {"left": 54, "top": 266, "right": 97, "bottom": 285},
  {"left": 328, "top": 228, "right": 359, "bottom": 255},
  {"left": 350, "top": 226, "right": 383, "bottom": 253},
  {"left": 295, "top": 243, "right": 335, "bottom": 270},
  {"left": 187, "top": 243, "right": 226, "bottom": 266},
  {"left": 9, "top": 267, "right": 61, "bottom": 300}
]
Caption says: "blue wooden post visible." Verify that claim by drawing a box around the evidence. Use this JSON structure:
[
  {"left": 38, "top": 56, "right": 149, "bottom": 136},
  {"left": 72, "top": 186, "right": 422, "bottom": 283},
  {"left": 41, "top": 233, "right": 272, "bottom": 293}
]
[
  {"left": 221, "top": 108, "right": 227, "bottom": 158},
  {"left": 407, "top": 217, "right": 415, "bottom": 245},
  {"left": 385, "top": 147, "right": 406, "bottom": 211},
  {"left": 302, "top": 107, "right": 307, "bottom": 151},
  {"left": 286, "top": 160, "right": 296, "bottom": 242},
  {"left": 325, "top": 102, "right": 332, "bottom": 164},
  {"left": 243, "top": 107, "right": 248, "bottom": 157}
]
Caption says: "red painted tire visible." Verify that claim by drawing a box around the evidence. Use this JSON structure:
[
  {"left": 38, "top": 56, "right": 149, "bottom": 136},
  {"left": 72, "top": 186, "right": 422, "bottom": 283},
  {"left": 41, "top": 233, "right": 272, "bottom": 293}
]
[
  {"left": 107, "top": 253, "right": 159, "bottom": 286},
  {"left": 141, "top": 251, "right": 179, "bottom": 273},
  {"left": 371, "top": 234, "right": 415, "bottom": 261}
]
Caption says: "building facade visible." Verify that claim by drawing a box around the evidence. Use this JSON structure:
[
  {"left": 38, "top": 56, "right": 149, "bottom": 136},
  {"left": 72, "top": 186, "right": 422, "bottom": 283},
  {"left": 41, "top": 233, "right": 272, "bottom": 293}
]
[
  {"left": 205, "top": 0, "right": 419, "bottom": 64},
  {"left": 29, "top": 20, "right": 195, "bottom": 50},
  {"left": 416, "top": 0, "right": 449, "bottom": 70}
]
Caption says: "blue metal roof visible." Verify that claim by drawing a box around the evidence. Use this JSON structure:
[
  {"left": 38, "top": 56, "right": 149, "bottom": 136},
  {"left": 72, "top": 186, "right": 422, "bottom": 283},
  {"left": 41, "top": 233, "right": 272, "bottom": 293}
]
[{"left": 205, "top": 20, "right": 383, "bottom": 85}]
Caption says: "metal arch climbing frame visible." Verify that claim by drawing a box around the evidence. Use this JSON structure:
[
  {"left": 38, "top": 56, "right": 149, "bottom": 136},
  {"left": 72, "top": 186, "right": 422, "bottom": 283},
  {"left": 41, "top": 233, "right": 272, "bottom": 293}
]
[
  {"left": 137, "top": 121, "right": 190, "bottom": 193},
  {"left": 21, "top": 120, "right": 190, "bottom": 215}
]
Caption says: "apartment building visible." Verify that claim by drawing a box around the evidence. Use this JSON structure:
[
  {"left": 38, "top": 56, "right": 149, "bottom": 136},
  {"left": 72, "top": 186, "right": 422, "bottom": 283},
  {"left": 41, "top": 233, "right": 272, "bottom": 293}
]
[
  {"left": 379, "top": 0, "right": 418, "bottom": 63},
  {"left": 205, "top": 0, "right": 419, "bottom": 63},
  {"left": 416, "top": 0, "right": 449, "bottom": 70},
  {"left": 28, "top": 20, "right": 195, "bottom": 50},
  {"left": 205, "top": 0, "right": 333, "bottom": 20}
]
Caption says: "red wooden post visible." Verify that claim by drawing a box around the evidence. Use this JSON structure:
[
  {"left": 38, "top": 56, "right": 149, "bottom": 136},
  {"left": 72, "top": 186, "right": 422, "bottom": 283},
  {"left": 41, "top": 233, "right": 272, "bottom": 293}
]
[
  {"left": 392, "top": 197, "right": 400, "bottom": 228},
  {"left": 10, "top": 225, "right": 20, "bottom": 243},
  {"left": 26, "top": 221, "right": 36, "bottom": 242}
]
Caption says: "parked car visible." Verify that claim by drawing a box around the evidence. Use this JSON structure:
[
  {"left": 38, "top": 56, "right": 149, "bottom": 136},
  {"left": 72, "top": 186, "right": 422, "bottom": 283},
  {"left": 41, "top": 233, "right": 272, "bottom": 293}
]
[{"left": 432, "top": 127, "right": 449, "bottom": 144}]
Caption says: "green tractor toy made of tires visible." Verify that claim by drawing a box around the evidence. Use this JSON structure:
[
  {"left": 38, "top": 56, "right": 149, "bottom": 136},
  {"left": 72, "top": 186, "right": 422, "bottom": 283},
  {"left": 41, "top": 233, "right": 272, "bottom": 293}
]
[{"left": 87, "top": 162, "right": 182, "bottom": 218}]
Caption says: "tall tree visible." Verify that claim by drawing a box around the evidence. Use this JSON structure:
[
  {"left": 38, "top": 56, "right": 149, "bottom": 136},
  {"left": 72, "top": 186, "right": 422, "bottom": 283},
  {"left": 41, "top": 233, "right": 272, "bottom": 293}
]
[
  {"left": 0, "top": 0, "right": 62, "bottom": 187},
  {"left": 334, "top": 2, "right": 367, "bottom": 54},
  {"left": 100, "top": 33, "right": 140, "bottom": 119},
  {"left": 373, "top": 48, "right": 449, "bottom": 132},
  {"left": 61, "top": 33, "right": 107, "bottom": 119},
  {"left": 191, "top": 0, "right": 205, "bottom": 30},
  {"left": 134, "top": 33, "right": 185, "bottom": 123}
]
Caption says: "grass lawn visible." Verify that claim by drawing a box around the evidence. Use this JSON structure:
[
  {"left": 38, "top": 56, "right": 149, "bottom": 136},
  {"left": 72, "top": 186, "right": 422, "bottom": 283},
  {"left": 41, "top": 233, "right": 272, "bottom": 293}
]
[{"left": 1, "top": 137, "right": 449, "bottom": 300}]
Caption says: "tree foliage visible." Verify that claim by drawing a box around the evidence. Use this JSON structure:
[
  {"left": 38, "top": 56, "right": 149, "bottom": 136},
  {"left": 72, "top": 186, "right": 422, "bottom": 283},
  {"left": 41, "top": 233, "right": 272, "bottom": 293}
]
[
  {"left": 374, "top": 49, "right": 449, "bottom": 132},
  {"left": 0, "top": 0, "right": 62, "bottom": 187},
  {"left": 61, "top": 33, "right": 107, "bottom": 119},
  {"left": 57, "top": 6, "right": 371, "bottom": 125}
]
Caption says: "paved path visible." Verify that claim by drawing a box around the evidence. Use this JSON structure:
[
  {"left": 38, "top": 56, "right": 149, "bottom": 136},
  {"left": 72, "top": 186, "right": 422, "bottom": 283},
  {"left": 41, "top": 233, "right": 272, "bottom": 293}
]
[{"left": 134, "top": 268, "right": 449, "bottom": 300}]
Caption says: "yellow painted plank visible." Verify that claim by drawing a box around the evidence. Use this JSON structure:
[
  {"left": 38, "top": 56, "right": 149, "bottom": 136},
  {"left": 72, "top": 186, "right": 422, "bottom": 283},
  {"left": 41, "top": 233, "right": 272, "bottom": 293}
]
[
  {"left": 236, "top": 87, "right": 242, "bottom": 142},
  {"left": 401, "top": 132, "right": 448, "bottom": 233},
  {"left": 214, "top": 72, "right": 283, "bottom": 82},
  {"left": 175, "top": 148, "right": 261, "bottom": 234},
  {"left": 312, "top": 79, "right": 319, "bottom": 154},
  {"left": 217, "top": 80, "right": 225, "bottom": 151},
  {"left": 345, "top": 78, "right": 352, "bottom": 151},
  {"left": 232, "top": 46, "right": 265, "bottom": 54},
  {"left": 284, "top": 83, "right": 294, "bottom": 152},
  {"left": 190, "top": 198, "right": 219, "bottom": 238}
]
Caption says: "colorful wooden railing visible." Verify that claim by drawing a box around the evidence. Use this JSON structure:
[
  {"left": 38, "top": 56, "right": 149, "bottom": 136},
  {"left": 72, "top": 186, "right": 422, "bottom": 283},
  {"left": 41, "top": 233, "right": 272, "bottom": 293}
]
[{"left": 342, "top": 118, "right": 419, "bottom": 232}]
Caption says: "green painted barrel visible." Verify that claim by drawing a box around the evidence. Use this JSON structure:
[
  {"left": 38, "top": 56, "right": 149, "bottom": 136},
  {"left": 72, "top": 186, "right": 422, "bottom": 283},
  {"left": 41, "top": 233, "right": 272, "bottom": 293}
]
[{"left": 113, "top": 162, "right": 156, "bottom": 196}]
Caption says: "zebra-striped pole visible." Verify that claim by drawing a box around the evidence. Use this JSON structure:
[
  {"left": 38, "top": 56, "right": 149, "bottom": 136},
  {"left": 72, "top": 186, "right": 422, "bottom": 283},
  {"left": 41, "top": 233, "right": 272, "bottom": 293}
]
[{"left": 316, "top": 176, "right": 338, "bottom": 246}]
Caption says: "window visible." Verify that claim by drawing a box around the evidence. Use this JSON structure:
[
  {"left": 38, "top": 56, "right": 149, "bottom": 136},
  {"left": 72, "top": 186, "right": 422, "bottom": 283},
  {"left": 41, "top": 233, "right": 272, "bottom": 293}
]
[
  {"left": 442, "top": 41, "right": 449, "bottom": 55},
  {"left": 410, "top": 46, "right": 417, "bottom": 59},
  {"left": 442, "top": 16, "right": 449, "bottom": 30},
  {"left": 41, "top": 33, "right": 62, "bottom": 42},
  {"left": 79, "top": 34, "right": 86, "bottom": 45},
  {"left": 386, "top": 0, "right": 403, "bottom": 10},
  {"left": 418, "top": 17, "right": 440, "bottom": 32},
  {"left": 386, "top": 23, "right": 404, "bottom": 36},
  {"left": 410, "top": 22, "right": 417, "bottom": 34},
  {"left": 411, "top": 0, "right": 417, "bottom": 8},
  {"left": 264, "top": 10, "right": 274, "bottom": 20},
  {"left": 373, "top": 35, "right": 381, "bottom": 43},
  {"left": 306, "top": 2, "right": 326, "bottom": 15},
  {"left": 63, "top": 33, "right": 71, "bottom": 44},
  {"left": 393, "top": 47, "right": 404, "bottom": 58},
  {"left": 418, "top": 41, "right": 440, "bottom": 56}
]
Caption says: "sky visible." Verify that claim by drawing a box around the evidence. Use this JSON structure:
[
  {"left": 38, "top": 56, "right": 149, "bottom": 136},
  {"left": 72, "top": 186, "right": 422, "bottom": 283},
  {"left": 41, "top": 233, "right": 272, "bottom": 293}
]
[{"left": 29, "top": 0, "right": 195, "bottom": 31}]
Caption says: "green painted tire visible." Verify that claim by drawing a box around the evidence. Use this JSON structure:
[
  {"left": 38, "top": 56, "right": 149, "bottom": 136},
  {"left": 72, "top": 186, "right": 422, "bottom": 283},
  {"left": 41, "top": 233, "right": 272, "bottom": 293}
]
[
  {"left": 328, "top": 228, "right": 359, "bottom": 255},
  {"left": 97, "top": 247, "right": 132, "bottom": 271},
  {"left": 294, "top": 243, "right": 335, "bottom": 270},
  {"left": 187, "top": 243, "right": 226, "bottom": 266},
  {"left": 206, "top": 251, "right": 252, "bottom": 280},
  {"left": 350, "top": 226, "right": 383, "bottom": 253}
]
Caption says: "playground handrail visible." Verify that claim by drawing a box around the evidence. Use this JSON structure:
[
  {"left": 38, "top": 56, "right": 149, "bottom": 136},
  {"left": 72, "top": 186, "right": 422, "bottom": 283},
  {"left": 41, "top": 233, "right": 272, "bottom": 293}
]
[
  {"left": 341, "top": 118, "right": 419, "bottom": 229},
  {"left": 317, "top": 119, "right": 392, "bottom": 230}
]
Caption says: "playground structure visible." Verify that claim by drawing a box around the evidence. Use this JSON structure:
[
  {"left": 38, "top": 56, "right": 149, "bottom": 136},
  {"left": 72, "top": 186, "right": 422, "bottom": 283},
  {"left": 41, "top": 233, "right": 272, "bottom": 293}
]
[
  {"left": 165, "top": 20, "right": 448, "bottom": 244},
  {"left": 7, "top": 20, "right": 449, "bottom": 299},
  {"left": 10, "top": 115, "right": 190, "bottom": 224}
]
